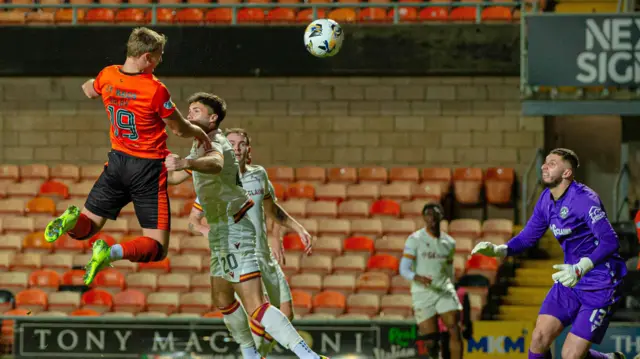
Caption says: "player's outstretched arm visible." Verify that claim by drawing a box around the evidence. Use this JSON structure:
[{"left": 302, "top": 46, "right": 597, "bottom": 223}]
[
  {"left": 81, "top": 79, "right": 100, "bottom": 99},
  {"left": 582, "top": 196, "right": 620, "bottom": 266},
  {"left": 264, "top": 198, "right": 312, "bottom": 254},
  {"left": 187, "top": 204, "right": 210, "bottom": 237},
  {"left": 163, "top": 110, "right": 212, "bottom": 151},
  {"left": 165, "top": 152, "right": 223, "bottom": 175}
]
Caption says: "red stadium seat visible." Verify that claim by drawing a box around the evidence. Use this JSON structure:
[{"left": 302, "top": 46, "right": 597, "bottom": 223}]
[
  {"left": 81, "top": 289, "right": 113, "bottom": 313},
  {"left": 418, "top": 7, "right": 447, "bottom": 21},
  {"left": 313, "top": 290, "right": 346, "bottom": 316},
  {"left": 328, "top": 8, "right": 357, "bottom": 23},
  {"left": 387, "top": 7, "right": 418, "bottom": 22},
  {"left": 237, "top": 8, "right": 265, "bottom": 23},
  {"left": 115, "top": 8, "right": 147, "bottom": 23},
  {"left": 370, "top": 199, "right": 401, "bottom": 217},
  {"left": 62, "top": 270, "right": 86, "bottom": 286},
  {"left": 28, "top": 270, "right": 60, "bottom": 293},
  {"left": 367, "top": 254, "right": 399, "bottom": 274},
  {"left": 175, "top": 8, "right": 204, "bottom": 23},
  {"left": 15, "top": 288, "right": 48, "bottom": 313},
  {"left": 343, "top": 236, "right": 374, "bottom": 255},
  {"left": 482, "top": 6, "right": 512, "bottom": 21},
  {"left": 84, "top": 8, "right": 116, "bottom": 22},
  {"left": 144, "top": 8, "right": 175, "bottom": 23},
  {"left": 358, "top": 8, "right": 387, "bottom": 22},
  {"left": 449, "top": 7, "right": 477, "bottom": 21},
  {"left": 93, "top": 269, "right": 126, "bottom": 293},
  {"left": 286, "top": 183, "right": 315, "bottom": 200},
  {"left": 39, "top": 181, "right": 70, "bottom": 199}
]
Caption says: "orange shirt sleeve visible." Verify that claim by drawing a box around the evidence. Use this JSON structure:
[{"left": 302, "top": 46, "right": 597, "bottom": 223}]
[
  {"left": 151, "top": 83, "right": 177, "bottom": 119},
  {"left": 93, "top": 67, "right": 108, "bottom": 95}
]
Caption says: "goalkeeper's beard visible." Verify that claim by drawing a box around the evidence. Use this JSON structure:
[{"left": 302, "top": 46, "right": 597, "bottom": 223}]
[{"left": 542, "top": 176, "right": 562, "bottom": 188}]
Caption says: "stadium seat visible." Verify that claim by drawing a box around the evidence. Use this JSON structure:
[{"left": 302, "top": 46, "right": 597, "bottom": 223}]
[
  {"left": 282, "top": 254, "right": 301, "bottom": 275},
  {"left": 179, "top": 292, "right": 211, "bottom": 314},
  {"left": 0, "top": 251, "right": 14, "bottom": 271},
  {"left": 313, "top": 236, "right": 343, "bottom": 257},
  {"left": 3, "top": 216, "right": 36, "bottom": 234},
  {"left": 0, "top": 234, "right": 21, "bottom": 252},
  {"left": 54, "top": 9, "right": 86, "bottom": 23},
  {"left": 180, "top": 237, "right": 210, "bottom": 255},
  {"left": 137, "top": 257, "right": 171, "bottom": 274},
  {"left": 318, "top": 219, "right": 351, "bottom": 236},
  {"left": 482, "top": 6, "right": 512, "bottom": 21},
  {"left": 347, "top": 293, "right": 379, "bottom": 316},
  {"left": 449, "top": 6, "right": 477, "bottom": 21},
  {"left": 115, "top": 8, "right": 146, "bottom": 23},
  {"left": 26, "top": 198, "right": 56, "bottom": 216},
  {"left": 287, "top": 183, "right": 315, "bottom": 200},
  {"left": 381, "top": 218, "right": 416, "bottom": 236},
  {"left": 449, "top": 219, "right": 482, "bottom": 238},
  {"left": 113, "top": 289, "right": 147, "bottom": 314},
  {"left": 272, "top": 182, "right": 286, "bottom": 200},
  {"left": 202, "top": 311, "right": 223, "bottom": 318},
  {"left": 1, "top": 308, "right": 30, "bottom": 343},
  {"left": 137, "top": 311, "right": 167, "bottom": 318},
  {"left": 71, "top": 308, "right": 100, "bottom": 316},
  {"left": 147, "top": 292, "right": 179, "bottom": 314},
  {"left": 358, "top": 167, "right": 388, "bottom": 183},
  {"left": 268, "top": 167, "right": 295, "bottom": 183},
  {"left": 327, "top": 167, "right": 358, "bottom": 184},
  {"left": 79, "top": 165, "right": 103, "bottom": 180},
  {"left": 370, "top": 199, "right": 401, "bottom": 217},
  {"left": 62, "top": 270, "right": 86, "bottom": 286},
  {"left": 295, "top": 8, "right": 327, "bottom": 23},
  {"left": 390, "top": 274, "right": 410, "bottom": 294},
  {"left": 281, "top": 200, "right": 307, "bottom": 218},
  {"left": 465, "top": 255, "right": 499, "bottom": 284},
  {"left": 0, "top": 271, "right": 27, "bottom": 295},
  {"left": 300, "top": 255, "right": 332, "bottom": 275},
  {"left": 482, "top": 218, "right": 513, "bottom": 239},
  {"left": 11, "top": 253, "right": 42, "bottom": 273},
  {"left": 380, "top": 294, "right": 412, "bottom": 317},
  {"left": 338, "top": 200, "right": 369, "bottom": 218},
  {"left": 15, "top": 288, "right": 48, "bottom": 313},
  {"left": 204, "top": 8, "right": 232, "bottom": 23},
  {"left": 158, "top": 273, "right": 190, "bottom": 293},
  {"left": 145, "top": 8, "right": 175, "bottom": 23},
  {"left": 418, "top": 7, "right": 448, "bottom": 21},
  {"left": 485, "top": 167, "right": 515, "bottom": 205},
  {"left": 190, "top": 273, "right": 210, "bottom": 292},
  {"left": 350, "top": 218, "right": 383, "bottom": 237},
  {"left": 7, "top": 180, "right": 43, "bottom": 198},
  {"left": 380, "top": 182, "right": 412, "bottom": 202},
  {"left": 175, "top": 8, "right": 204, "bottom": 23},
  {"left": 389, "top": 167, "right": 420, "bottom": 182},
  {"left": 296, "top": 167, "right": 327, "bottom": 184},
  {"left": 50, "top": 165, "right": 80, "bottom": 182},
  {"left": 307, "top": 201, "right": 338, "bottom": 218},
  {"left": 555, "top": 2, "right": 617, "bottom": 13},
  {"left": 315, "top": 184, "right": 347, "bottom": 203},
  {"left": 411, "top": 182, "right": 441, "bottom": 202},
  {"left": 20, "top": 165, "right": 49, "bottom": 181},
  {"left": 421, "top": 168, "right": 452, "bottom": 194},
  {"left": 313, "top": 291, "right": 346, "bottom": 315},
  {"left": 283, "top": 233, "right": 306, "bottom": 252},
  {"left": 333, "top": 254, "right": 367, "bottom": 274},
  {"left": 81, "top": 289, "right": 113, "bottom": 313},
  {"left": 93, "top": 269, "right": 125, "bottom": 294},
  {"left": 85, "top": 8, "right": 116, "bottom": 22},
  {"left": 39, "top": 180, "right": 70, "bottom": 199},
  {"left": 291, "top": 290, "right": 312, "bottom": 315},
  {"left": 28, "top": 270, "right": 60, "bottom": 293},
  {"left": 453, "top": 168, "right": 484, "bottom": 204},
  {"left": 359, "top": 7, "right": 387, "bottom": 22},
  {"left": 0, "top": 199, "right": 26, "bottom": 215},
  {"left": 367, "top": 254, "right": 399, "bottom": 274},
  {"left": 347, "top": 183, "right": 380, "bottom": 201},
  {"left": 344, "top": 236, "right": 375, "bottom": 255},
  {"left": 48, "top": 291, "right": 81, "bottom": 313},
  {"left": 374, "top": 236, "right": 405, "bottom": 257},
  {"left": 0, "top": 165, "right": 19, "bottom": 183},
  {"left": 387, "top": 7, "right": 418, "bottom": 22},
  {"left": 291, "top": 273, "right": 323, "bottom": 292},
  {"left": 356, "top": 272, "right": 390, "bottom": 294}
]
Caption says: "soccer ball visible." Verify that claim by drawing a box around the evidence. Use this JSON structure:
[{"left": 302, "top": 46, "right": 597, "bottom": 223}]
[{"left": 303, "top": 19, "right": 344, "bottom": 58}]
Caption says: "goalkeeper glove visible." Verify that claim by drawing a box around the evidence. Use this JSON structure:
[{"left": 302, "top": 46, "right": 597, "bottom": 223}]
[
  {"left": 551, "top": 257, "right": 594, "bottom": 288},
  {"left": 471, "top": 241, "right": 508, "bottom": 258}
]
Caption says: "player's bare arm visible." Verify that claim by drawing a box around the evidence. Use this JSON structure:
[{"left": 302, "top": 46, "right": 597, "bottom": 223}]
[
  {"left": 187, "top": 207, "right": 209, "bottom": 237},
  {"left": 167, "top": 170, "right": 191, "bottom": 185},
  {"left": 269, "top": 226, "right": 287, "bottom": 265},
  {"left": 163, "top": 110, "right": 212, "bottom": 151},
  {"left": 165, "top": 151, "right": 224, "bottom": 175},
  {"left": 81, "top": 79, "right": 100, "bottom": 99},
  {"left": 264, "top": 198, "right": 312, "bottom": 254}
]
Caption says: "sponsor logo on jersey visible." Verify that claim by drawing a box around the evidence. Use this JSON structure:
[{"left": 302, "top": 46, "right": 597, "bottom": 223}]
[
  {"left": 589, "top": 206, "right": 606, "bottom": 224},
  {"left": 550, "top": 224, "right": 572, "bottom": 237}
]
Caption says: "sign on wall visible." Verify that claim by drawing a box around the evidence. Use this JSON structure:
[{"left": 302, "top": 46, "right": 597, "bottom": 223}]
[{"left": 528, "top": 14, "right": 640, "bottom": 87}]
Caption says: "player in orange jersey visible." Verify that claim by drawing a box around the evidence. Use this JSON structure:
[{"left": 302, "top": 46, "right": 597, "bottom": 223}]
[{"left": 44, "top": 27, "right": 212, "bottom": 286}]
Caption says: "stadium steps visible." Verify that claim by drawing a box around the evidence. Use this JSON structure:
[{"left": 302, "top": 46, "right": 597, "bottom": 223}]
[{"left": 496, "top": 304, "right": 540, "bottom": 321}]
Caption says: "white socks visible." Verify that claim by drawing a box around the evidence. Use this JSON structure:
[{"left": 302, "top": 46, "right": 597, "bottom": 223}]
[{"left": 220, "top": 300, "right": 261, "bottom": 359}]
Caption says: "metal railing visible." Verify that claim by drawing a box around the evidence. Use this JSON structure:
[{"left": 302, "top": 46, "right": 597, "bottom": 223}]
[
  {"left": 0, "top": 1, "right": 522, "bottom": 25},
  {"left": 613, "top": 162, "right": 631, "bottom": 222},
  {"left": 520, "top": 148, "right": 544, "bottom": 226}
]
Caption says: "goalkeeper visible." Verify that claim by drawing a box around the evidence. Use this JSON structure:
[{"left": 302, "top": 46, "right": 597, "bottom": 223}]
[{"left": 472, "top": 148, "right": 626, "bottom": 359}]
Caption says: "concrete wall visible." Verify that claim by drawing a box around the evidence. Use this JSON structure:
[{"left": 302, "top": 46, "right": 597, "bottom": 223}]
[{"left": 0, "top": 76, "right": 542, "bottom": 173}]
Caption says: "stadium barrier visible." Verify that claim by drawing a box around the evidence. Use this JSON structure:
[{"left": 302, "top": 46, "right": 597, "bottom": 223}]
[
  {"left": 4, "top": 316, "right": 537, "bottom": 358},
  {"left": 0, "top": 1, "right": 523, "bottom": 25}
]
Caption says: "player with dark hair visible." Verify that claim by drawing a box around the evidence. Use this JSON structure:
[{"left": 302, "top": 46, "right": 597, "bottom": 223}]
[
  {"left": 165, "top": 93, "right": 327, "bottom": 359},
  {"left": 43, "top": 27, "right": 211, "bottom": 285},
  {"left": 473, "top": 148, "right": 626, "bottom": 359},
  {"left": 400, "top": 202, "right": 463, "bottom": 359}
]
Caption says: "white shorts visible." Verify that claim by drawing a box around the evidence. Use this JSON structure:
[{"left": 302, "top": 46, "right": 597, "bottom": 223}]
[
  {"left": 209, "top": 216, "right": 260, "bottom": 283},
  {"left": 257, "top": 253, "right": 293, "bottom": 308},
  {"left": 412, "top": 288, "right": 462, "bottom": 324}
]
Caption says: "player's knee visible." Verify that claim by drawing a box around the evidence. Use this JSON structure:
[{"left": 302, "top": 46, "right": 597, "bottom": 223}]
[
  {"left": 560, "top": 345, "right": 585, "bottom": 359},
  {"left": 530, "top": 327, "right": 553, "bottom": 351},
  {"left": 446, "top": 324, "right": 462, "bottom": 341}
]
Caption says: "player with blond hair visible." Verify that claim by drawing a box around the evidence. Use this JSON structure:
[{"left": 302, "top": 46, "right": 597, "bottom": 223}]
[
  {"left": 44, "top": 27, "right": 211, "bottom": 285},
  {"left": 166, "top": 93, "right": 325, "bottom": 359}
]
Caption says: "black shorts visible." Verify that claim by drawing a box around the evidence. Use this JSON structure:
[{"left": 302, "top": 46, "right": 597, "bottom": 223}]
[{"left": 85, "top": 150, "right": 171, "bottom": 231}]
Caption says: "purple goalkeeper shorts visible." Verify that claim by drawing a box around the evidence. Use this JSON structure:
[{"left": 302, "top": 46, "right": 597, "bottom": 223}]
[{"left": 539, "top": 283, "right": 621, "bottom": 344}]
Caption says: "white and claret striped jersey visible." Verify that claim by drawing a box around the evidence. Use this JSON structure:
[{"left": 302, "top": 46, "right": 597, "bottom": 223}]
[
  {"left": 187, "top": 129, "right": 253, "bottom": 226},
  {"left": 403, "top": 228, "right": 456, "bottom": 293},
  {"left": 193, "top": 164, "right": 276, "bottom": 256}
]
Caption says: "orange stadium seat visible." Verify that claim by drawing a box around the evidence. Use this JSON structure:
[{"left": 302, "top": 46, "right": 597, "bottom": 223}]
[
  {"left": 138, "top": 257, "right": 170, "bottom": 274},
  {"left": 419, "top": 7, "right": 447, "bottom": 21},
  {"left": 203, "top": 311, "right": 223, "bottom": 318},
  {"left": 237, "top": 8, "right": 265, "bottom": 23},
  {"left": 421, "top": 167, "right": 451, "bottom": 195},
  {"left": 327, "top": 167, "right": 357, "bottom": 184},
  {"left": 482, "top": 6, "right": 512, "bottom": 21},
  {"left": 449, "top": 6, "right": 477, "bottom": 21},
  {"left": 85, "top": 8, "right": 116, "bottom": 22},
  {"left": 370, "top": 199, "right": 401, "bottom": 217},
  {"left": 343, "top": 236, "right": 374, "bottom": 255},
  {"left": 54, "top": 9, "right": 86, "bottom": 23},
  {"left": 287, "top": 183, "right": 315, "bottom": 200},
  {"left": 291, "top": 289, "right": 312, "bottom": 315},
  {"left": 22, "top": 232, "right": 53, "bottom": 254},
  {"left": 485, "top": 167, "right": 515, "bottom": 205},
  {"left": 15, "top": 288, "right": 48, "bottom": 313},
  {"left": 313, "top": 290, "right": 346, "bottom": 315},
  {"left": 387, "top": 7, "right": 418, "bottom": 22},
  {"left": 93, "top": 269, "right": 125, "bottom": 294},
  {"left": 267, "top": 8, "right": 296, "bottom": 22},
  {"left": 283, "top": 233, "right": 306, "bottom": 252},
  {"left": 296, "top": 8, "right": 327, "bottom": 22},
  {"left": 205, "top": 8, "right": 233, "bottom": 23},
  {"left": 328, "top": 8, "right": 357, "bottom": 23},
  {"left": 175, "top": 8, "right": 204, "bottom": 23},
  {"left": 115, "top": 8, "right": 146, "bottom": 23},
  {"left": 39, "top": 180, "right": 70, "bottom": 199},
  {"left": 367, "top": 254, "right": 399, "bottom": 274},
  {"left": 272, "top": 182, "right": 286, "bottom": 200},
  {"left": 144, "top": 8, "right": 174, "bottom": 23},
  {"left": 26, "top": 198, "right": 56, "bottom": 216},
  {"left": 2, "top": 308, "right": 31, "bottom": 343},
  {"left": 356, "top": 271, "right": 390, "bottom": 295},
  {"left": 28, "top": 270, "right": 60, "bottom": 293},
  {"left": 71, "top": 308, "right": 100, "bottom": 316},
  {"left": 0, "top": 10, "right": 26, "bottom": 24},
  {"left": 453, "top": 168, "right": 483, "bottom": 205},
  {"left": 359, "top": 7, "right": 387, "bottom": 22},
  {"left": 268, "top": 167, "right": 295, "bottom": 183},
  {"left": 62, "top": 270, "right": 87, "bottom": 286},
  {"left": 81, "top": 289, "right": 113, "bottom": 313}
]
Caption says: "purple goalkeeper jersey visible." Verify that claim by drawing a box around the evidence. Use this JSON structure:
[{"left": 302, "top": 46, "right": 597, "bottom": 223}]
[{"left": 507, "top": 181, "right": 626, "bottom": 291}]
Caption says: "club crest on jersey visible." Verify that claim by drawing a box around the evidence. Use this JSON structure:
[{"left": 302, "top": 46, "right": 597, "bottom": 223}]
[
  {"left": 560, "top": 206, "right": 569, "bottom": 219},
  {"left": 163, "top": 99, "right": 174, "bottom": 110}
]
